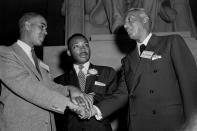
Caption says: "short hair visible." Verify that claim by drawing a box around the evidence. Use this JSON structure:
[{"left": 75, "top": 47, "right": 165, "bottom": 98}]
[
  {"left": 67, "top": 33, "right": 88, "bottom": 50},
  {"left": 126, "top": 8, "right": 152, "bottom": 31},
  {"left": 18, "top": 12, "right": 43, "bottom": 35}
]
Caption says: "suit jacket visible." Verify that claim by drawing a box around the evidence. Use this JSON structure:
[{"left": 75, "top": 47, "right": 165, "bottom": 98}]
[
  {"left": 54, "top": 64, "right": 121, "bottom": 131},
  {"left": 0, "top": 43, "right": 70, "bottom": 131},
  {"left": 120, "top": 34, "right": 197, "bottom": 131}
]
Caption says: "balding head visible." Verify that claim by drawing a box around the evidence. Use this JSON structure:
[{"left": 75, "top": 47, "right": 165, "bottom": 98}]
[{"left": 124, "top": 8, "right": 152, "bottom": 42}]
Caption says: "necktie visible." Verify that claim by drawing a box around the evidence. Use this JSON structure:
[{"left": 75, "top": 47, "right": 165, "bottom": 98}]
[
  {"left": 140, "top": 44, "right": 146, "bottom": 55},
  {"left": 31, "top": 48, "right": 42, "bottom": 77},
  {"left": 78, "top": 65, "right": 86, "bottom": 92}
]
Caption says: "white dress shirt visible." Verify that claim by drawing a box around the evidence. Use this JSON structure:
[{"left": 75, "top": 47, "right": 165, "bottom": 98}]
[
  {"left": 137, "top": 33, "right": 152, "bottom": 55},
  {"left": 17, "top": 40, "right": 35, "bottom": 66},
  {"left": 74, "top": 62, "right": 90, "bottom": 77},
  {"left": 73, "top": 62, "right": 103, "bottom": 120}
]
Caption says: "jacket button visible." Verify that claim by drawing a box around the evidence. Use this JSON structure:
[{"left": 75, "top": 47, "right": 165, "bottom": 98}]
[
  {"left": 152, "top": 110, "right": 156, "bottom": 114},
  {"left": 153, "top": 69, "right": 158, "bottom": 73},
  {"left": 129, "top": 93, "right": 136, "bottom": 98},
  {"left": 149, "top": 90, "right": 154, "bottom": 94},
  {"left": 131, "top": 112, "right": 136, "bottom": 116},
  {"left": 44, "top": 121, "right": 49, "bottom": 125}
]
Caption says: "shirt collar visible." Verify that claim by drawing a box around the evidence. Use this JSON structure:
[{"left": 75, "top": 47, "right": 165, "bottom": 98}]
[
  {"left": 74, "top": 61, "right": 90, "bottom": 74},
  {"left": 17, "top": 40, "right": 32, "bottom": 55},
  {"left": 137, "top": 33, "right": 152, "bottom": 46},
  {"left": 16, "top": 40, "right": 35, "bottom": 65}
]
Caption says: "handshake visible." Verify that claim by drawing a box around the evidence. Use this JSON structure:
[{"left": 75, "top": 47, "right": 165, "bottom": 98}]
[{"left": 66, "top": 85, "right": 100, "bottom": 120}]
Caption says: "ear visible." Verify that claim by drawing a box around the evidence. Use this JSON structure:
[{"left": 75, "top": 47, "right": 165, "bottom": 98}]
[
  {"left": 25, "top": 21, "right": 31, "bottom": 31},
  {"left": 140, "top": 13, "right": 149, "bottom": 24},
  {"left": 67, "top": 49, "right": 71, "bottom": 56},
  {"left": 143, "top": 16, "right": 149, "bottom": 24}
]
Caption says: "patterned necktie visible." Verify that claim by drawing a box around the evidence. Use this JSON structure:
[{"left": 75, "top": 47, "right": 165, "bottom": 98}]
[
  {"left": 31, "top": 48, "right": 42, "bottom": 77},
  {"left": 78, "top": 65, "right": 86, "bottom": 92},
  {"left": 140, "top": 44, "right": 146, "bottom": 55}
]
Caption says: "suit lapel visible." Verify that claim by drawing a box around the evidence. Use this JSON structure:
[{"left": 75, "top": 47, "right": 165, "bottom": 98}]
[
  {"left": 70, "top": 64, "right": 97, "bottom": 93},
  {"left": 128, "top": 47, "right": 140, "bottom": 72},
  {"left": 11, "top": 43, "right": 42, "bottom": 80},
  {"left": 69, "top": 68, "right": 80, "bottom": 88},
  {"left": 85, "top": 64, "right": 98, "bottom": 93},
  {"left": 145, "top": 34, "right": 158, "bottom": 52},
  {"left": 126, "top": 47, "right": 140, "bottom": 92},
  {"left": 129, "top": 35, "right": 159, "bottom": 93}
]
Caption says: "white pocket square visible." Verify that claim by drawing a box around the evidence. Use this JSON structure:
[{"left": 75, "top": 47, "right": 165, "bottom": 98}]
[
  {"left": 151, "top": 54, "right": 162, "bottom": 60},
  {"left": 95, "top": 81, "right": 106, "bottom": 86},
  {"left": 39, "top": 61, "right": 50, "bottom": 71}
]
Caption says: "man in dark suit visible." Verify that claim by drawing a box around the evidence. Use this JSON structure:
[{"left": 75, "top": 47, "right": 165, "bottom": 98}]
[
  {"left": 54, "top": 33, "right": 128, "bottom": 131},
  {"left": 121, "top": 8, "right": 197, "bottom": 131},
  {"left": 0, "top": 12, "right": 89, "bottom": 131}
]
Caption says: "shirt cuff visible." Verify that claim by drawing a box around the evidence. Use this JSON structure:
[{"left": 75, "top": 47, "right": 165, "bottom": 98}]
[{"left": 93, "top": 105, "right": 103, "bottom": 120}]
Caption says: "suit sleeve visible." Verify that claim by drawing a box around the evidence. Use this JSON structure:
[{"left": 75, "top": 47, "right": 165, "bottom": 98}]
[
  {"left": 93, "top": 68, "right": 119, "bottom": 102},
  {"left": 96, "top": 67, "right": 128, "bottom": 119},
  {"left": 0, "top": 47, "right": 71, "bottom": 114},
  {"left": 171, "top": 35, "right": 197, "bottom": 119}
]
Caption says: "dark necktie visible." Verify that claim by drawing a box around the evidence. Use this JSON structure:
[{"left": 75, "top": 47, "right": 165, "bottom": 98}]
[
  {"left": 31, "top": 48, "right": 42, "bottom": 77},
  {"left": 140, "top": 44, "right": 146, "bottom": 54},
  {"left": 78, "top": 65, "right": 86, "bottom": 92}
]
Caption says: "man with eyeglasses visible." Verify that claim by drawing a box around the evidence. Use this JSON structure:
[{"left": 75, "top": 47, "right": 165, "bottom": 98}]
[
  {"left": 0, "top": 12, "right": 90, "bottom": 131},
  {"left": 121, "top": 8, "right": 197, "bottom": 131}
]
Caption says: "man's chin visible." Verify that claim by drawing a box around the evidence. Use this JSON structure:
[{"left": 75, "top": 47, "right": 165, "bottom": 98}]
[
  {"left": 78, "top": 58, "right": 89, "bottom": 63},
  {"left": 37, "top": 40, "right": 43, "bottom": 45}
]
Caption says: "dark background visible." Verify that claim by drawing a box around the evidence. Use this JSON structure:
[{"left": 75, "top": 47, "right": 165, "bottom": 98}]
[
  {"left": 0, "top": 0, "right": 65, "bottom": 46},
  {"left": 0, "top": 0, "right": 197, "bottom": 46}
]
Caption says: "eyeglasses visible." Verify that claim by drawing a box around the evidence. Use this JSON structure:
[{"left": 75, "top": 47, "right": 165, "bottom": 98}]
[{"left": 31, "top": 23, "right": 47, "bottom": 31}]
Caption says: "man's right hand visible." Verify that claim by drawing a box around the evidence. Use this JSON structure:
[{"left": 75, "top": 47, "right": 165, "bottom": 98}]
[
  {"left": 67, "top": 100, "right": 82, "bottom": 112},
  {"left": 65, "top": 85, "right": 89, "bottom": 110}
]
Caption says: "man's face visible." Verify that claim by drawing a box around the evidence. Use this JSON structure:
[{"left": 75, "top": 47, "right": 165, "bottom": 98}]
[
  {"left": 27, "top": 16, "right": 47, "bottom": 46},
  {"left": 124, "top": 11, "right": 144, "bottom": 40},
  {"left": 68, "top": 37, "right": 91, "bottom": 64}
]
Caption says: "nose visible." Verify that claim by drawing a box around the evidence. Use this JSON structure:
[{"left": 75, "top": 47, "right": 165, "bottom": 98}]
[
  {"left": 124, "top": 24, "right": 129, "bottom": 30},
  {"left": 43, "top": 30, "right": 47, "bottom": 35},
  {"left": 81, "top": 45, "right": 86, "bottom": 50}
]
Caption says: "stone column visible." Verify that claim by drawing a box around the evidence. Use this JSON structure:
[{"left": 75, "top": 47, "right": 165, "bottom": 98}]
[{"left": 64, "top": 0, "right": 85, "bottom": 44}]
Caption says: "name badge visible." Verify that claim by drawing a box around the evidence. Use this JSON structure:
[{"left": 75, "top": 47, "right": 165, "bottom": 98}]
[{"left": 140, "top": 51, "right": 154, "bottom": 59}]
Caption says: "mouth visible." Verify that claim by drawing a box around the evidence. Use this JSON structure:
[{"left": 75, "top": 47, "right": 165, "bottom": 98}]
[
  {"left": 79, "top": 52, "right": 88, "bottom": 57},
  {"left": 39, "top": 35, "right": 46, "bottom": 42}
]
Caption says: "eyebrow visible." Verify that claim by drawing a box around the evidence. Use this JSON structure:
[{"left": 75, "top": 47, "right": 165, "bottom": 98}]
[
  {"left": 128, "top": 8, "right": 144, "bottom": 12},
  {"left": 40, "top": 22, "right": 47, "bottom": 26}
]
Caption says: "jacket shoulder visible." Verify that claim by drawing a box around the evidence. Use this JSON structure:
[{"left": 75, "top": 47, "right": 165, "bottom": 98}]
[{"left": 93, "top": 65, "right": 116, "bottom": 72}]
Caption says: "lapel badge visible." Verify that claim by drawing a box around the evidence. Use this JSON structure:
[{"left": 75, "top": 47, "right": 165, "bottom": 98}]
[
  {"left": 140, "top": 50, "right": 154, "bottom": 59},
  {"left": 95, "top": 81, "right": 106, "bottom": 86}
]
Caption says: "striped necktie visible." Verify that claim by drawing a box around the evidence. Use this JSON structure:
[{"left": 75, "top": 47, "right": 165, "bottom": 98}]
[
  {"left": 78, "top": 65, "right": 86, "bottom": 92},
  {"left": 140, "top": 44, "right": 146, "bottom": 55},
  {"left": 31, "top": 48, "right": 42, "bottom": 77}
]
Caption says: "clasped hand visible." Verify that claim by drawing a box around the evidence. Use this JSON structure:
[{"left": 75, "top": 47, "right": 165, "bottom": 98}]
[
  {"left": 66, "top": 85, "right": 96, "bottom": 119},
  {"left": 72, "top": 93, "right": 97, "bottom": 119}
]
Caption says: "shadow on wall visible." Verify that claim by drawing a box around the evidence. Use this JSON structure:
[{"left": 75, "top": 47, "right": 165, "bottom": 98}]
[
  {"left": 114, "top": 26, "right": 136, "bottom": 55},
  {"left": 56, "top": 49, "right": 73, "bottom": 74}
]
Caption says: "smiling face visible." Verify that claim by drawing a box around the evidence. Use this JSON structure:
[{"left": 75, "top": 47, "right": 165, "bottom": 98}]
[
  {"left": 67, "top": 36, "right": 91, "bottom": 64},
  {"left": 124, "top": 11, "right": 144, "bottom": 40},
  {"left": 124, "top": 10, "right": 149, "bottom": 42},
  {"left": 26, "top": 16, "right": 47, "bottom": 46}
]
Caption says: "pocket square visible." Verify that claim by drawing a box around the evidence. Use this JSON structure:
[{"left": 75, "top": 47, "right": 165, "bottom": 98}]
[
  {"left": 95, "top": 81, "right": 106, "bottom": 86},
  {"left": 151, "top": 54, "right": 162, "bottom": 60}
]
